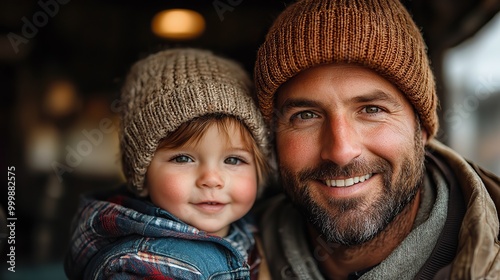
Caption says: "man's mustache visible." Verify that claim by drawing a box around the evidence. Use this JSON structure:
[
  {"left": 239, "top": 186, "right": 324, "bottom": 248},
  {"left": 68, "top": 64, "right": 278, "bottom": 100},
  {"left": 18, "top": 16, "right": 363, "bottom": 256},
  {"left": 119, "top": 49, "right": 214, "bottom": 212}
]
[{"left": 296, "top": 158, "right": 390, "bottom": 182}]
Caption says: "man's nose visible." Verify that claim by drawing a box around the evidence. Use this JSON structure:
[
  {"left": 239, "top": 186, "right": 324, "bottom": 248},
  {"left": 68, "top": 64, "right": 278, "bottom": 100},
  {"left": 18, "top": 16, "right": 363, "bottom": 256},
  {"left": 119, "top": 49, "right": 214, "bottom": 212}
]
[{"left": 320, "top": 115, "right": 362, "bottom": 167}]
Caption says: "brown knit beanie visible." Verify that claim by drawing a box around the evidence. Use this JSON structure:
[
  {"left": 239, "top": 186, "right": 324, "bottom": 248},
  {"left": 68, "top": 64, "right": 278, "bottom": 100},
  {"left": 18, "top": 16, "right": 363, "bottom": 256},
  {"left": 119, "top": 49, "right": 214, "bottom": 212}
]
[
  {"left": 120, "top": 48, "right": 269, "bottom": 196},
  {"left": 255, "top": 0, "right": 439, "bottom": 138}
]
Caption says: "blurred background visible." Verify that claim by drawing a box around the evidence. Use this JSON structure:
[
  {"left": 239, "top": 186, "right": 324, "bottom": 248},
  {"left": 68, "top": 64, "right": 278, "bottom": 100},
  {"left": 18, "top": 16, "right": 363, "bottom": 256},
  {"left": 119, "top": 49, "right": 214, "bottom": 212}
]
[{"left": 0, "top": 0, "right": 499, "bottom": 279}]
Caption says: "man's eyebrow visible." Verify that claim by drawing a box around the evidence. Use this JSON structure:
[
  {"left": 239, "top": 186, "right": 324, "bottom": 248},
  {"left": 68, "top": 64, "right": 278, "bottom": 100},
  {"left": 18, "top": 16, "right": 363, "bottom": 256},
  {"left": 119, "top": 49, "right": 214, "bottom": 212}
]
[
  {"left": 277, "top": 90, "right": 403, "bottom": 116},
  {"left": 279, "top": 99, "right": 322, "bottom": 114},
  {"left": 351, "top": 90, "right": 403, "bottom": 108}
]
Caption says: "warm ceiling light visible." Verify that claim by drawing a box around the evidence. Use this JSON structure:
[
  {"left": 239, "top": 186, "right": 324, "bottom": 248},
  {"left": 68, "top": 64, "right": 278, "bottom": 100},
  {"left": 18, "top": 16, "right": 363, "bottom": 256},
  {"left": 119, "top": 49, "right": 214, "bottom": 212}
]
[
  {"left": 151, "top": 9, "right": 205, "bottom": 40},
  {"left": 45, "top": 80, "right": 78, "bottom": 117}
]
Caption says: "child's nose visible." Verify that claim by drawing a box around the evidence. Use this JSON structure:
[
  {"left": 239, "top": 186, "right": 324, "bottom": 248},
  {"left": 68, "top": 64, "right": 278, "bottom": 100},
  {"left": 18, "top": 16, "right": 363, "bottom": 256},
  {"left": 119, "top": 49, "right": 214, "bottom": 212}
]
[{"left": 196, "top": 166, "right": 224, "bottom": 188}]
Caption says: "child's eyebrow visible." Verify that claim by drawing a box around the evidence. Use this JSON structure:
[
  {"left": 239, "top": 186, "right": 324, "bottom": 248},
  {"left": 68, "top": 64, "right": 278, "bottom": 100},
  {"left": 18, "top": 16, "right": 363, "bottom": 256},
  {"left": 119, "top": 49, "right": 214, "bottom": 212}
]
[
  {"left": 228, "top": 146, "right": 253, "bottom": 154},
  {"left": 155, "top": 142, "right": 188, "bottom": 152}
]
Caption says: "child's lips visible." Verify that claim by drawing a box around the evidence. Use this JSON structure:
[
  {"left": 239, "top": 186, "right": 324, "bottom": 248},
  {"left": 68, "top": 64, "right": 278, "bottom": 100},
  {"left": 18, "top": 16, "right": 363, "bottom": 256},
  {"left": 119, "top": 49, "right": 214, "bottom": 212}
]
[{"left": 193, "top": 201, "right": 227, "bottom": 213}]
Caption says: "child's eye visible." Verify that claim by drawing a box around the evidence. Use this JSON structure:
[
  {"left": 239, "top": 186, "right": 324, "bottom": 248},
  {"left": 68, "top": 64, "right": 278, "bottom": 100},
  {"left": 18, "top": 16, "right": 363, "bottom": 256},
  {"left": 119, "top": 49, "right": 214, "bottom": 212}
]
[
  {"left": 171, "top": 155, "right": 193, "bottom": 163},
  {"left": 224, "top": 157, "right": 244, "bottom": 165}
]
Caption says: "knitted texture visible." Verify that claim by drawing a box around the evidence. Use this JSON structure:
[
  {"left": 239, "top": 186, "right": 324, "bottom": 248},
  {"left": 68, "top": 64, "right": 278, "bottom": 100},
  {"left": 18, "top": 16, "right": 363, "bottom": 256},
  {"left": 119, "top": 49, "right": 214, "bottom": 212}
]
[
  {"left": 120, "top": 48, "right": 269, "bottom": 195},
  {"left": 254, "top": 0, "right": 439, "bottom": 138}
]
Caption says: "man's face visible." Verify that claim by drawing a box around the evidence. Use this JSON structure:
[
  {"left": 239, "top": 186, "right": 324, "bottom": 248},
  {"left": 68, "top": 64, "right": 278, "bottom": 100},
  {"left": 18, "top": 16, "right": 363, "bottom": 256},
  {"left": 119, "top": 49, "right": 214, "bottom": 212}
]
[{"left": 274, "top": 64, "right": 428, "bottom": 245}]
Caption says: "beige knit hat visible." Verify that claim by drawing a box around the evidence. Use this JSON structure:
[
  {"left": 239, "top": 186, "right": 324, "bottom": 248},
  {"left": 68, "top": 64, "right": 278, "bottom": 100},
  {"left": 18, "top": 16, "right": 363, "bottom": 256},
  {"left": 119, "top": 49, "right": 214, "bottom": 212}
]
[
  {"left": 255, "top": 0, "right": 439, "bottom": 138},
  {"left": 120, "top": 48, "right": 269, "bottom": 195}
]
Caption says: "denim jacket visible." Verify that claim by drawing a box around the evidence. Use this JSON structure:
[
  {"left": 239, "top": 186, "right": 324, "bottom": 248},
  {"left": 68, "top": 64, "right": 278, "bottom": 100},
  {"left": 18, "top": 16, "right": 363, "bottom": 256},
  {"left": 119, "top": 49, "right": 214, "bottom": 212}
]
[{"left": 64, "top": 186, "right": 258, "bottom": 280}]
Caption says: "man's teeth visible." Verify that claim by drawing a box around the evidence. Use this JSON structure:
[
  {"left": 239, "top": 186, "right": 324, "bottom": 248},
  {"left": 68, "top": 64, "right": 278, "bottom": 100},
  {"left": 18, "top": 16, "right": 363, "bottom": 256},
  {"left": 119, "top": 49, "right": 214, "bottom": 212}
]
[{"left": 325, "top": 174, "right": 372, "bottom": 187}]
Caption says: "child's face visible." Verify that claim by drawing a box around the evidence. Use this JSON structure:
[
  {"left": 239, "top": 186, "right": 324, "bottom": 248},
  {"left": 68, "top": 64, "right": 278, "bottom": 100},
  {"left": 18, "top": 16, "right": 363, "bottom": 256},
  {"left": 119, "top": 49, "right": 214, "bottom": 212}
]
[{"left": 146, "top": 122, "right": 258, "bottom": 237}]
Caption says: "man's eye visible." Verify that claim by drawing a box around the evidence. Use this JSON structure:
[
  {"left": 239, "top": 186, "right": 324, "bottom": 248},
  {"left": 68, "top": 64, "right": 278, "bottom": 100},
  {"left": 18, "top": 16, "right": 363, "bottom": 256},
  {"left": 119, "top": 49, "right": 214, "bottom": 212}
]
[
  {"left": 294, "top": 111, "right": 317, "bottom": 120},
  {"left": 172, "top": 155, "right": 192, "bottom": 163},
  {"left": 224, "top": 157, "right": 243, "bottom": 165},
  {"left": 364, "top": 106, "right": 381, "bottom": 114}
]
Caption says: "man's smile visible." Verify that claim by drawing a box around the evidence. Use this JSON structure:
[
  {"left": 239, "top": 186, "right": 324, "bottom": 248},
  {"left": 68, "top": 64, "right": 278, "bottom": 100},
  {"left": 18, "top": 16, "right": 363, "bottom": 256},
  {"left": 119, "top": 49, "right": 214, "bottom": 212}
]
[{"left": 324, "top": 173, "right": 373, "bottom": 187}]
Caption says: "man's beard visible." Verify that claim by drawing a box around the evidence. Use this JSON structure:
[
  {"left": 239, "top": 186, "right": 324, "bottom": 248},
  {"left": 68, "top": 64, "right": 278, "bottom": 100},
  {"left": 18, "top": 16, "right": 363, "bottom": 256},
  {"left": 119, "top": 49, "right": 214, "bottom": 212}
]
[{"left": 279, "top": 130, "right": 426, "bottom": 246}]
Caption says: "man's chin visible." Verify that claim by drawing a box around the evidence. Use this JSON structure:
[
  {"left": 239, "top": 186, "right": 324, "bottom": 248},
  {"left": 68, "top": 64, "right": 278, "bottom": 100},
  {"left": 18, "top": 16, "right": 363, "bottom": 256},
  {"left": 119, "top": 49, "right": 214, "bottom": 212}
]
[
  {"left": 297, "top": 186, "right": 407, "bottom": 246},
  {"left": 288, "top": 207, "right": 383, "bottom": 246}
]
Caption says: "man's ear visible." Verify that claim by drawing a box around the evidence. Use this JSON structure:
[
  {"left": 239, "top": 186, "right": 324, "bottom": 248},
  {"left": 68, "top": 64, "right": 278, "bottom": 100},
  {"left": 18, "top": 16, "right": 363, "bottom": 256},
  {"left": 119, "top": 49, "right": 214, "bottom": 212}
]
[{"left": 421, "top": 128, "right": 428, "bottom": 145}]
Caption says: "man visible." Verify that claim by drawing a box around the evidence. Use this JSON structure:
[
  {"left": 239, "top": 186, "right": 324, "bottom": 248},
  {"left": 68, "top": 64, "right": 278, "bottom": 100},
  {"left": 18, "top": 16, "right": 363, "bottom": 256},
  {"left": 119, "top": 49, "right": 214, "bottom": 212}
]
[{"left": 253, "top": 0, "right": 500, "bottom": 279}]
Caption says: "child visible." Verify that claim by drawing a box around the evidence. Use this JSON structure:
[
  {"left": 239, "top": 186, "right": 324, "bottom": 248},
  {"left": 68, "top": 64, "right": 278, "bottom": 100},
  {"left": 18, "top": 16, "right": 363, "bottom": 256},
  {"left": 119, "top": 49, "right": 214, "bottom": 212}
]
[{"left": 64, "top": 48, "right": 271, "bottom": 279}]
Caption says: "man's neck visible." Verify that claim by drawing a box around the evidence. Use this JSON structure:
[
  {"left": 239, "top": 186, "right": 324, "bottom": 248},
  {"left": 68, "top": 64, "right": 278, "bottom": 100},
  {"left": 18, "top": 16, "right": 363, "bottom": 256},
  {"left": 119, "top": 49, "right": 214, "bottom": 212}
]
[{"left": 308, "top": 190, "right": 422, "bottom": 280}]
